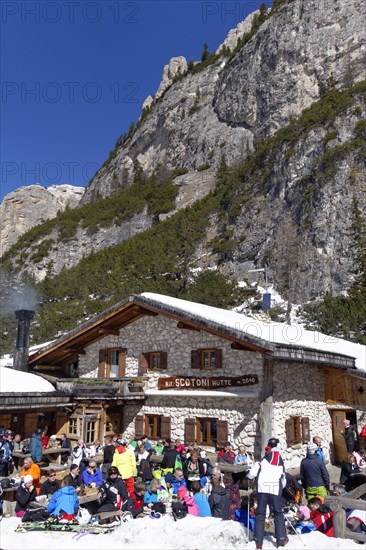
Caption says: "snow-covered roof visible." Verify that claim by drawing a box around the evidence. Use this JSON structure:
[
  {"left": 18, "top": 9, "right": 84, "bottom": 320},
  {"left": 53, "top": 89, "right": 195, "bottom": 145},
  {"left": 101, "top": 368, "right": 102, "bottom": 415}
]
[
  {"left": 141, "top": 293, "right": 366, "bottom": 374},
  {"left": 0, "top": 365, "right": 56, "bottom": 393},
  {"left": 28, "top": 292, "right": 366, "bottom": 374}
]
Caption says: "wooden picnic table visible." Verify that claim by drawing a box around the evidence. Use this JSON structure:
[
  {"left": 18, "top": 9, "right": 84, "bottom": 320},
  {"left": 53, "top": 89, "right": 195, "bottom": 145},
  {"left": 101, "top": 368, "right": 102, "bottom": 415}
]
[
  {"left": 83, "top": 454, "right": 103, "bottom": 464},
  {"left": 12, "top": 451, "right": 31, "bottom": 469},
  {"left": 42, "top": 448, "right": 68, "bottom": 465}
]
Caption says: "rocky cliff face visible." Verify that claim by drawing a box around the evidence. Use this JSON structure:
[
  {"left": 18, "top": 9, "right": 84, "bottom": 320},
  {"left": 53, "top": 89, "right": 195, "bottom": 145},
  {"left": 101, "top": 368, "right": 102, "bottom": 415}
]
[
  {"left": 0, "top": 185, "right": 84, "bottom": 257},
  {"left": 81, "top": 0, "right": 366, "bottom": 204},
  {"left": 1, "top": 0, "right": 366, "bottom": 304}
]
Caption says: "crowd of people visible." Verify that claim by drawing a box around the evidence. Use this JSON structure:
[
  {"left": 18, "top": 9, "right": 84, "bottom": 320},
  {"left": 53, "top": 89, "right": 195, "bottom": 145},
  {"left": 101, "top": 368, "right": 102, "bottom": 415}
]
[{"left": 1, "top": 421, "right": 365, "bottom": 545}]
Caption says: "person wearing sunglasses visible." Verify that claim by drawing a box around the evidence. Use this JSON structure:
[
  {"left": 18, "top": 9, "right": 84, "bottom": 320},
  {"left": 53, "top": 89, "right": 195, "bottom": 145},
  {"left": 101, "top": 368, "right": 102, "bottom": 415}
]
[
  {"left": 81, "top": 460, "right": 103, "bottom": 487},
  {"left": 97, "top": 466, "right": 129, "bottom": 514},
  {"left": 40, "top": 468, "right": 60, "bottom": 496}
]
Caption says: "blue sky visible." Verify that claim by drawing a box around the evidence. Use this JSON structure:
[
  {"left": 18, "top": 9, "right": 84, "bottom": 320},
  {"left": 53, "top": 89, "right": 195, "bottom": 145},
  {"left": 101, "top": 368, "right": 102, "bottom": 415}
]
[{"left": 1, "top": 0, "right": 271, "bottom": 201}]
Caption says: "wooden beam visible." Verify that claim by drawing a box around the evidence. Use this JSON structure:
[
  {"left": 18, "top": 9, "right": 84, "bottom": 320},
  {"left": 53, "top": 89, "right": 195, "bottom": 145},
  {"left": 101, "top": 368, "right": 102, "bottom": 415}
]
[
  {"left": 231, "top": 342, "right": 253, "bottom": 351},
  {"left": 33, "top": 364, "right": 64, "bottom": 371},
  {"left": 177, "top": 322, "right": 200, "bottom": 331},
  {"left": 64, "top": 348, "right": 86, "bottom": 355},
  {"left": 139, "top": 309, "right": 158, "bottom": 317},
  {"left": 98, "top": 328, "right": 120, "bottom": 336}
]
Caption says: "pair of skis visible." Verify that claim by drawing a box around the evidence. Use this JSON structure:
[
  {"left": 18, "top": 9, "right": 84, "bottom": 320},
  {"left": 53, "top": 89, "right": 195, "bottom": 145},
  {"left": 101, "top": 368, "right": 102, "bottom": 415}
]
[{"left": 15, "top": 511, "right": 133, "bottom": 536}]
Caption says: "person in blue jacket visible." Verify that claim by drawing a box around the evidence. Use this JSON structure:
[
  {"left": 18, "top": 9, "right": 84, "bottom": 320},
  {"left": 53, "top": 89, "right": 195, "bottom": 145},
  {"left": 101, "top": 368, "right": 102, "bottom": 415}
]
[
  {"left": 191, "top": 481, "right": 212, "bottom": 517},
  {"left": 81, "top": 460, "right": 103, "bottom": 486},
  {"left": 172, "top": 468, "right": 188, "bottom": 495},
  {"left": 31, "top": 428, "right": 43, "bottom": 463},
  {"left": 47, "top": 478, "right": 79, "bottom": 520}
]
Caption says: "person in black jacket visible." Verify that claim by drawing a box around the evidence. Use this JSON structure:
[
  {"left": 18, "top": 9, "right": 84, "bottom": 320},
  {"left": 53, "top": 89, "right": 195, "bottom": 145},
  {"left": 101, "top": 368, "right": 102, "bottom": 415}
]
[
  {"left": 208, "top": 476, "right": 230, "bottom": 520},
  {"left": 161, "top": 439, "right": 179, "bottom": 471},
  {"left": 15, "top": 474, "right": 36, "bottom": 517},
  {"left": 300, "top": 442, "right": 330, "bottom": 501},
  {"left": 63, "top": 463, "right": 82, "bottom": 491},
  {"left": 60, "top": 433, "right": 72, "bottom": 464},
  {"left": 98, "top": 466, "right": 129, "bottom": 513},
  {"left": 40, "top": 469, "right": 60, "bottom": 496},
  {"left": 342, "top": 420, "right": 356, "bottom": 453},
  {"left": 340, "top": 453, "right": 362, "bottom": 491},
  {"left": 102, "top": 436, "right": 116, "bottom": 478}
]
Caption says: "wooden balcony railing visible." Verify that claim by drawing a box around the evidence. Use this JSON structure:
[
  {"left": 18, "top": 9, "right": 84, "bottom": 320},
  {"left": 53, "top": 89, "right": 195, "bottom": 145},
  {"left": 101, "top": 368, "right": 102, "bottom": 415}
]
[{"left": 56, "top": 377, "right": 146, "bottom": 399}]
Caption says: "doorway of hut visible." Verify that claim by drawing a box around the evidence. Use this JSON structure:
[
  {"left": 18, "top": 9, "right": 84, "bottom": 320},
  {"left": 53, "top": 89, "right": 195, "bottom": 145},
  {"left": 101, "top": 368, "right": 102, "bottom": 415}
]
[{"left": 330, "top": 409, "right": 357, "bottom": 463}]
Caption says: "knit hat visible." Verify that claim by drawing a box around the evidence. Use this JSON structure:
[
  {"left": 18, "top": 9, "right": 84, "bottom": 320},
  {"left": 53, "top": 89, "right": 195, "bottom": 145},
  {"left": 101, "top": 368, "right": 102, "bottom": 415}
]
[
  {"left": 343, "top": 419, "right": 350, "bottom": 427},
  {"left": 23, "top": 474, "right": 33, "bottom": 484},
  {"left": 307, "top": 442, "right": 318, "bottom": 454},
  {"left": 165, "top": 472, "right": 174, "bottom": 484},
  {"left": 298, "top": 506, "right": 310, "bottom": 520},
  {"left": 177, "top": 486, "right": 187, "bottom": 498}
]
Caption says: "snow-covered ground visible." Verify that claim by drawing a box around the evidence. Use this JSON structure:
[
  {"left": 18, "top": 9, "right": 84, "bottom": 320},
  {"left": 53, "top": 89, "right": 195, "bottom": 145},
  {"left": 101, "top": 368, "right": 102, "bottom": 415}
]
[{"left": 0, "top": 515, "right": 362, "bottom": 550}]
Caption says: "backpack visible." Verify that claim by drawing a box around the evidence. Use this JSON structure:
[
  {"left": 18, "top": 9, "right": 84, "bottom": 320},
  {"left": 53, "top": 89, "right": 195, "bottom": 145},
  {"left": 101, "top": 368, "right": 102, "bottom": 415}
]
[
  {"left": 22, "top": 507, "right": 50, "bottom": 523},
  {"left": 172, "top": 501, "right": 188, "bottom": 521},
  {"left": 0, "top": 478, "right": 11, "bottom": 490},
  {"left": 282, "top": 473, "right": 303, "bottom": 504},
  {"left": 151, "top": 501, "right": 166, "bottom": 514}
]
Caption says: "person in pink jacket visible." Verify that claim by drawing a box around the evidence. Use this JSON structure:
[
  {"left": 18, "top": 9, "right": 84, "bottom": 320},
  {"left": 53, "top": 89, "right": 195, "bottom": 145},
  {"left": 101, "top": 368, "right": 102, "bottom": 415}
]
[{"left": 177, "top": 486, "right": 199, "bottom": 516}]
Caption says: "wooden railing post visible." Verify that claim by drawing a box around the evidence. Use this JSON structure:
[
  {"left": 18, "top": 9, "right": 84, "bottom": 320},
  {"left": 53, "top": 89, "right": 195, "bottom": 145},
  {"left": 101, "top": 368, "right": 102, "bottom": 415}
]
[{"left": 330, "top": 500, "right": 346, "bottom": 539}]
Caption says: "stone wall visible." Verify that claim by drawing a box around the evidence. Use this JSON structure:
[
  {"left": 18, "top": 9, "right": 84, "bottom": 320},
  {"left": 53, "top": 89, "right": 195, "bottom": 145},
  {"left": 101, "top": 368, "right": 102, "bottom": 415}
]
[
  {"left": 271, "top": 361, "right": 331, "bottom": 469},
  {"left": 78, "top": 315, "right": 264, "bottom": 453},
  {"left": 78, "top": 315, "right": 263, "bottom": 388}
]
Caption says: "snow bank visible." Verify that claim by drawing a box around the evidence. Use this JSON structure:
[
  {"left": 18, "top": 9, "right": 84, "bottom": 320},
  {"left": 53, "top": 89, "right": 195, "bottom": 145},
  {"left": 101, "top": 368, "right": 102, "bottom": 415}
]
[{"left": 0, "top": 516, "right": 361, "bottom": 550}]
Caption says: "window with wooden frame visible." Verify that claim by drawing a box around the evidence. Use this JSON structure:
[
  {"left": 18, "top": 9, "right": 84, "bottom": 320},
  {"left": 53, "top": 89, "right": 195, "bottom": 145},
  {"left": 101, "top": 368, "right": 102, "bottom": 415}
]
[
  {"left": 98, "top": 348, "right": 126, "bottom": 378},
  {"left": 68, "top": 418, "right": 79, "bottom": 436},
  {"left": 136, "top": 414, "right": 171, "bottom": 440},
  {"left": 191, "top": 349, "right": 222, "bottom": 370},
  {"left": 139, "top": 351, "right": 167, "bottom": 372},
  {"left": 185, "top": 418, "right": 228, "bottom": 448},
  {"left": 85, "top": 420, "right": 96, "bottom": 444},
  {"left": 197, "top": 418, "right": 218, "bottom": 446},
  {"left": 285, "top": 416, "right": 310, "bottom": 447}
]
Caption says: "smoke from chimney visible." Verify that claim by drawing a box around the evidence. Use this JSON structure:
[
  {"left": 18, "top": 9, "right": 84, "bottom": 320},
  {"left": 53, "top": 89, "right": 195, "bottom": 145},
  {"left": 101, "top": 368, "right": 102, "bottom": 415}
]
[{"left": 13, "top": 309, "right": 35, "bottom": 372}]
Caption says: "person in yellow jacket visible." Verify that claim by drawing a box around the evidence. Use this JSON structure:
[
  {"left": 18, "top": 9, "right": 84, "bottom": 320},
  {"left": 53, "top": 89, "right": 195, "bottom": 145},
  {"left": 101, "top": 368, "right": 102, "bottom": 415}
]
[{"left": 112, "top": 439, "right": 136, "bottom": 496}]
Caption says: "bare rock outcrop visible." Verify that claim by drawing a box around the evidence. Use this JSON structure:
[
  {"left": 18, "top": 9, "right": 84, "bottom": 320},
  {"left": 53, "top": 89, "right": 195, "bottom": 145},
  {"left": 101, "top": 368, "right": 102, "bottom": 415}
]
[{"left": 0, "top": 184, "right": 84, "bottom": 256}]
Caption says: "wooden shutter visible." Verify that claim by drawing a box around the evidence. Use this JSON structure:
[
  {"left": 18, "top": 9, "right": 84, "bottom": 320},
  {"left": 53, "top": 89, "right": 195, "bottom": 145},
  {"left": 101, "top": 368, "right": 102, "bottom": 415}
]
[
  {"left": 118, "top": 348, "right": 126, "bottom": 377},
  {"left": 285, "top": 418, "right": 295, "bottom": 447},
  {"left": 135, "top": 415, "right": 144, "bottom": 439},
  {"left": 301, "top": 417, "right": 310, "bottom": 444},
  {"left": 185, "top": 418, "right": 196, "bottom": 444},
  {"left": 216, "top": 420, "right": 228, "bottom": 448},
  {"left": 161, "top": 416, "right": 171, "bottom": 439},
  {"left": 191, "top": 350, "right": 201, "bottom": 369},
  {"left": 215, "top": 348, "right": 222, "bottom": 369},
  {"left": 98, "top": 349, "right": 106, "bottom": 378},
  {"left": 139, "top": 353, "right": 149, "bottom": 374},
  {"left": 160, "top": 351, "right": 167, "bottom": 370}
]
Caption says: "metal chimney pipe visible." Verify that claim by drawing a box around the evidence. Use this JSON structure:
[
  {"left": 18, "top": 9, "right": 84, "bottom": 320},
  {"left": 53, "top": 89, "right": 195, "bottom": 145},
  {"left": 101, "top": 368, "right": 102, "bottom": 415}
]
[{"left": 13, "top": 309, "right": 35, "bottom": 371}]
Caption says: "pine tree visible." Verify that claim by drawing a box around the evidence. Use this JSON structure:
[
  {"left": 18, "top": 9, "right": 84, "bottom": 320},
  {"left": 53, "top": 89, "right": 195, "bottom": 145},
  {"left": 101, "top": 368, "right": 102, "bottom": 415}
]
[{"left": 201, "top": 43, "right": 210, "bottom": 62}]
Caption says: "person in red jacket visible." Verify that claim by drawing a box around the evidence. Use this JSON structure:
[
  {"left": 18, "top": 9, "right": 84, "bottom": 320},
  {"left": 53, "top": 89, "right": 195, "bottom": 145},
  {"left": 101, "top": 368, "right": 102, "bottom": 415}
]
[
  {"left": 308, "top": 497, "right": 334, "bottom": 537},
  {"left": 217, "top": 442, "right": 235, "bottom": 464},
  {"left": 129, "top": 481, "right": 149, "bottom": 518}
]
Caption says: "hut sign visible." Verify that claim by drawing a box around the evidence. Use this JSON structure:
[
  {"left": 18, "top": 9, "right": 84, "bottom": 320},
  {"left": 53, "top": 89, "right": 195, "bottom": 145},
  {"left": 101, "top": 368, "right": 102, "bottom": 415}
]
[{"left": 158, "top": 375, "right": 258, "bottom": 390}]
